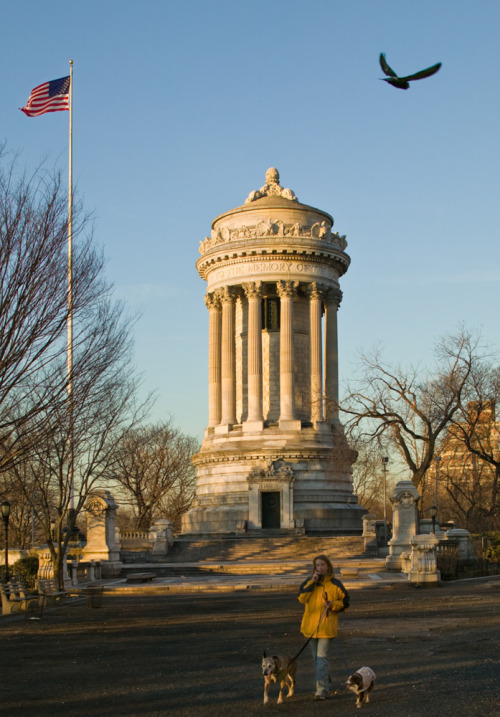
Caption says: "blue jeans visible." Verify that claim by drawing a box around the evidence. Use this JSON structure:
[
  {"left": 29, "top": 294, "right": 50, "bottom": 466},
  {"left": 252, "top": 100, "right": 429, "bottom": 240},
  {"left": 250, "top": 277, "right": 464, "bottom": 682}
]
[{"left": 309, "top": 637, "right": 332, "bottom": 695}]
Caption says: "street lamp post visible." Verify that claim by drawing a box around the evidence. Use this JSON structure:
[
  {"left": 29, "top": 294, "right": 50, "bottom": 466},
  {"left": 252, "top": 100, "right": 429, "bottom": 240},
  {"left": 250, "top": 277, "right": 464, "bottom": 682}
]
[
  {"left": 1, "top": 501, "right": 11, "bottom": 582},
  {"left": 382, "top": 457, "right": 389, "bottom": 544},
  {"left": 434, "top": 456, "right": 441, "bottom": 508},
  {"left": 429, "top": 504, "right": 438, "bottom": 534}
]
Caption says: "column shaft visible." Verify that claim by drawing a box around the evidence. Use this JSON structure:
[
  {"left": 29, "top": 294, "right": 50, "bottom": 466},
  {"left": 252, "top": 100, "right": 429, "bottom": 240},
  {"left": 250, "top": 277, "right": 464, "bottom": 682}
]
[
  {"left": 205, "top": 292, "right": 222, "bottom": 427},
  {"left": 277, "top": 281, "right": 301, "bottom": 430},
  {"left": 219, "top": 287, "right": 236, "bottom": 427},
  {"left": 309, "top": 283, "right": 323, "bottom": 423},
  {"left": 324, "top": 288, "right": 342, "bottom": 423},
  {"left": 243, "top": 282, "right": 263, "bottom": 429}
]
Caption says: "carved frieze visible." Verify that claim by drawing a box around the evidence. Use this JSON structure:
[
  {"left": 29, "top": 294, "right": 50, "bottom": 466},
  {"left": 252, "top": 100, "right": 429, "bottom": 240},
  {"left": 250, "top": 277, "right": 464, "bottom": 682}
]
[
  {"left": 398, "top": 491, "right": 415, "bottom": 508},
  {"left": 86, "top": 497, "right": 107, "bottom": 516},
  {"left": 199, "top": 221, "right": 348, "bottom": 254},
  {"left": 248, "top": 458, "right": 295, "bottom": 485}
]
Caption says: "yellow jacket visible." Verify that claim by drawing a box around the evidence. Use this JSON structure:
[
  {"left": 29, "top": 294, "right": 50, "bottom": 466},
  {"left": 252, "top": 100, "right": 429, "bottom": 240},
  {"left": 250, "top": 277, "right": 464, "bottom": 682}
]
[{"left": 298, "top": 574, "right": 350, "bottom": 638}]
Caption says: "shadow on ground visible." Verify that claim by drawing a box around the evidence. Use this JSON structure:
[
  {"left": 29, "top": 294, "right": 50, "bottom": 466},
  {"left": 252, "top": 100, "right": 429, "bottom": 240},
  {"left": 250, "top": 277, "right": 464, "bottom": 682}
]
[{"left": 0, "top": 578, "right": 499, "bottom": 716}]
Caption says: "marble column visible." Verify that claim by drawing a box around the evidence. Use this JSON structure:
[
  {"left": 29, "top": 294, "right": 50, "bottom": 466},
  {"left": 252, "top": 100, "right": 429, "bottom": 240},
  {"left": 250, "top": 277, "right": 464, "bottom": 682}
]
[
  {"left": 308, "top": 282, "right": 323, "bottom": 424},
  {"left": 217, "top": 286, "right": 236, "bottom": 431},
  {"left": 324, "top": 288, "right": 342, "bottom": 423},
  {"left": 205, "top": 291, "right": 222, "bottom": 430},
  {"left": 243, "top": 281, "right": 264, "bottom": 432},
  {"left": 277, "top": 280, "right": 301, "bottom": 430}
]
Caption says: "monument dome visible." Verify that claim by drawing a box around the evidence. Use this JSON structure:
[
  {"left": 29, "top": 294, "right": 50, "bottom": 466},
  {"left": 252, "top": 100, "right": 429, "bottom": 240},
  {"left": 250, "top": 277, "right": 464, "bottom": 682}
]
[{"left": 183, "top": 169, "right": 364, "bottom": 535}]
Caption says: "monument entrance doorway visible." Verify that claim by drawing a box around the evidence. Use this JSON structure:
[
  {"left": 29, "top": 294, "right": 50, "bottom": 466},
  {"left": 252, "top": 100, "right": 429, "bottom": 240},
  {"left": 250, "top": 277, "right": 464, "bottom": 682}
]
[{"left": 261, "top": 492, "right": 280, "bottom": 529}]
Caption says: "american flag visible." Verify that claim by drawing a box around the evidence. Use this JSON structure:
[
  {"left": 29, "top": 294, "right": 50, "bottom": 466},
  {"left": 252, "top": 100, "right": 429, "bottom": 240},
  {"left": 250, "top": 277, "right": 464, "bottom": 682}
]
[{"left": 20, "top": 75, "right": 70, "bottom": 117}]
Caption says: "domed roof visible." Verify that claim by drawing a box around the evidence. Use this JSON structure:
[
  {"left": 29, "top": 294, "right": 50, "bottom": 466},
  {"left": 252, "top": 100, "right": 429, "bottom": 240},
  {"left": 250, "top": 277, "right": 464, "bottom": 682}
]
[
  {"left": 212, "top": 168, "right": 333, "bottom": 226},
  {"left": 198, "top": 168, "right": 350, "bottom": 285}
]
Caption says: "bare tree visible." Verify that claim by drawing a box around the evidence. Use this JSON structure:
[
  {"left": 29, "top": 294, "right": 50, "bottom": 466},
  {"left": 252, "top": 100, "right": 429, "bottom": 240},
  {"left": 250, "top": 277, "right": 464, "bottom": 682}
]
[
  {"left": 4, "top": 294, "right": 149, "bottom": 587},
  {"left": 440, "top": 359, "right": 500, "bottom": 530},
  {"left": 347, "top": 431, "right": 395, "bottom": 519},
  {"left": 110, "top": 421, "right": 199, "bottom": 531},
  {"left": 341, "top": 330, "right": 479, "bottom": 491},
  {"left": 0, "top": 150, "right": 151, "bottom": 586},
  {"left": 0, "top": 148, "right": 105, "bottom": 471},
  {"left": 0, "top": 469, "right": 36, "bottom": 550}
]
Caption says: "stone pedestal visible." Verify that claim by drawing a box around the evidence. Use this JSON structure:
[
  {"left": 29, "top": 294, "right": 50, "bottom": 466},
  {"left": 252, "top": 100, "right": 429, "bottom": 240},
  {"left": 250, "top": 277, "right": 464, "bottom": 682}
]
[
  {"left": 362, "top": 513, "right": 378, "bottom": 555},
  {"left": 36, "top": 548, "right": 71, "bottom": 586},
  {"left": 82, "top": 490, "right": 122, "bottom": 577},
  {"left": 444, "top": 528, "right": 475, "bottom": 560},
  {"left": 407, "top": 533, "right": 441, "bottom": 585},
  {"left": 150, "top": 520, "right": 174, "bottom": 557},
  {"left": 386, "top": 480, "right": 420, "bottom": 571},
  {"left": 183, "top": 169, "right": 364, "bottom": 535}
]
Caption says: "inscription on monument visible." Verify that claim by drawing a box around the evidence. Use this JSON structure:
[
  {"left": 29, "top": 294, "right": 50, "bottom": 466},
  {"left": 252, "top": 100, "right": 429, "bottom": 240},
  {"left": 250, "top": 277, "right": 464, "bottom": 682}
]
[{"left": 207, "top": 259, "right": 333, "bottom": 290}]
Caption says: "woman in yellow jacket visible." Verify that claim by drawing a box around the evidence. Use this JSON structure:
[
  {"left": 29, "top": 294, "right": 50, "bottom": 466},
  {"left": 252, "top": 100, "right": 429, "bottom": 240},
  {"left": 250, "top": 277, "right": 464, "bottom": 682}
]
[{"left": 298, "top": 554, "right": 350, "bottom": 700}]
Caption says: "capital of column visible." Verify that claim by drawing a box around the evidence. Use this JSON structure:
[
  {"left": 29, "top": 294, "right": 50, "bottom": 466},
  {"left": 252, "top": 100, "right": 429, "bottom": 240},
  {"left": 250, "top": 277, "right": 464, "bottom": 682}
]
[
  {"left": 220, "top": 285, "right": 236, "bottom": 305},
  {"left": 276, "top": 280, "right": 299, "bottom": 299},
  {"left": 204, "top": 289, "right": 222, "bottom": 311},
  {"left": 325, "top": 287, "right": 343, "bottom": 309},
  {"left": 306, "top": 281, "right": 326, "bottom": 302},
  {"left": 242, "top": 280, "right": 263, "bottom": 300}
]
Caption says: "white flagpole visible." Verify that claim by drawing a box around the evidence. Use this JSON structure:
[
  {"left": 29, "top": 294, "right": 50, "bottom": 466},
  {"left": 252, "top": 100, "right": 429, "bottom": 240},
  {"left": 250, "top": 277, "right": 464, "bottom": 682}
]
[{"left": 68, "top": 59, "right": 74, "bottom": 512}]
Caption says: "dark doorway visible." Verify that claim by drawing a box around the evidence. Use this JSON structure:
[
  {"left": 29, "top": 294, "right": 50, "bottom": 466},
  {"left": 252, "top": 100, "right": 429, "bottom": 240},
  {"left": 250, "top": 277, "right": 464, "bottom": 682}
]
[{"left": 261, "top": 492, "right": 281, "bottom": 529}]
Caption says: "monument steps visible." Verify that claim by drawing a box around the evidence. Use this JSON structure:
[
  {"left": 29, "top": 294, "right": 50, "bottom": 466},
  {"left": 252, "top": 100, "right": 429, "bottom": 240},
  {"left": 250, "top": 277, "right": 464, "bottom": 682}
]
[
  {"left": 119, "top": 556, "right": 385, "bottom": 578},
  {"left": 166, "top": 535, "right": 366, "bottom": 563}
]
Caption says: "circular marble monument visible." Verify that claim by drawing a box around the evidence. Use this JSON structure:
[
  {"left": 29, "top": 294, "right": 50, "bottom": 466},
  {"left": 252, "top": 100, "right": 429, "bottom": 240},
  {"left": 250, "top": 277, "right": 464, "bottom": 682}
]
[{"left": 182, "top": 169, "right": 364, "bottom": 534}]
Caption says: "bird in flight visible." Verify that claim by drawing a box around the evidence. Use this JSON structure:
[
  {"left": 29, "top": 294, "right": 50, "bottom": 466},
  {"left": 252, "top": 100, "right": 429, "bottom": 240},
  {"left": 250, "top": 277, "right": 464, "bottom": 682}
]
[{"left": 379, "top": 53, "right": 442, "bottom": 89}]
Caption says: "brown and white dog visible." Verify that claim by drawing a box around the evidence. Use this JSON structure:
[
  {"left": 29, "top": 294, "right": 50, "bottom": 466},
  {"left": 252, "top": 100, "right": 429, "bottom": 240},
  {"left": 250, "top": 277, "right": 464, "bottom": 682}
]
[
  {"left": 346, "top": 666, "right": 376, "bottom": 708},
  {"left": 262, "top": 651, "right": 297, "bottom": 704}
]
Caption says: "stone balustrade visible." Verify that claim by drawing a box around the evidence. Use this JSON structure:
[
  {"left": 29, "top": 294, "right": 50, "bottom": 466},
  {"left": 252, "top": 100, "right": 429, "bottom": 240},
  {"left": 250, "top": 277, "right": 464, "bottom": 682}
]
[{"left": 118, "top": 520, "right": 174, "bottom": 563}]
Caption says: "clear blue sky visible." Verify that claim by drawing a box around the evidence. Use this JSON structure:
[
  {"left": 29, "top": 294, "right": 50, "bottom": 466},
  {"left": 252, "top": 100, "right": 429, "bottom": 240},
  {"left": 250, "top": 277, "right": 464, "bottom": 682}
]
[{"left": 2, "top": 0, "right": 499, "bottom": 440}]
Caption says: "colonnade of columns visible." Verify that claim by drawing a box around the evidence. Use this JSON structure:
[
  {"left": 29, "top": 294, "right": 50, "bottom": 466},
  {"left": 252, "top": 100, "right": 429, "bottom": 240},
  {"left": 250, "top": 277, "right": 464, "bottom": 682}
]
[{"left": 205, "top": 281, "right": 342, "bottom": 433}]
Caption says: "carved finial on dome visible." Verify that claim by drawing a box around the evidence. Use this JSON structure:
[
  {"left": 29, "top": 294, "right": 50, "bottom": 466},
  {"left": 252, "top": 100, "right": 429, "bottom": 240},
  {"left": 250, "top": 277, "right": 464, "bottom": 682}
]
[
  {"left": 265, "top": 167, "right": 280, "bottom": 184},
  {"left": 245, "top": 167, "right": 298, "bottom": 204}
]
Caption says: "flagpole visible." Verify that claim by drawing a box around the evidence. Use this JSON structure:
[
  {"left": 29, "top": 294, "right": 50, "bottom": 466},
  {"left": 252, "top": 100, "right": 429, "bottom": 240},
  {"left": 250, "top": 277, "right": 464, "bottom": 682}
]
[{"left": 68, "top": 59, "right": 74, "bottom": 512}]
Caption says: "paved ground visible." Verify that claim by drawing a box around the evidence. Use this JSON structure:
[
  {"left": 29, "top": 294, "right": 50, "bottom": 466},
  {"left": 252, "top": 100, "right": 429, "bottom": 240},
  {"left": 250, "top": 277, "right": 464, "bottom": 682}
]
[
  {"left": 112, "top": 559, "right": 404, "bottom": 593},
  {"left": 0, "top": 575, "right": 498, "bottom": 716}
]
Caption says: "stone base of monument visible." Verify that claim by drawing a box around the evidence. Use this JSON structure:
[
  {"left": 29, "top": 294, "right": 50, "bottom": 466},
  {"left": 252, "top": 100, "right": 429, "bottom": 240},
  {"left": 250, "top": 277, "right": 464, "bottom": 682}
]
[
  {"left": 183, "top": 425, "right": 365, "bottom": 535},
  {"left": 182, "top": 503, "right": 365, "bottom": 535}
]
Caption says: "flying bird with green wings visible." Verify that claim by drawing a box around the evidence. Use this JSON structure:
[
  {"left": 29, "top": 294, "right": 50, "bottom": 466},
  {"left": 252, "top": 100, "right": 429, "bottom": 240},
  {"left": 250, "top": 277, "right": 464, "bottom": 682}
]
[{"left": 379, "top": 53, "right": 442, "bottom": 89}]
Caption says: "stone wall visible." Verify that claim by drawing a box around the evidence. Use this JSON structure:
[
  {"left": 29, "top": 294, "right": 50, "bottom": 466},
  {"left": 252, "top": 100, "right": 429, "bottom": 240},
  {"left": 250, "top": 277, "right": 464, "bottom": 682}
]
[{"left": 262, "top": 328, "right": 280, "bottom": 422}]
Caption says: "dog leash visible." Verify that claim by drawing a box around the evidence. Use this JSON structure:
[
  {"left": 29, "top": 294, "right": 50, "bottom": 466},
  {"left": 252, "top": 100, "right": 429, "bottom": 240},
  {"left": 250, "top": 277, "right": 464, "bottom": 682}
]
[
  {"left": 288, "top": 604, "right": 329, "bottom": 665},
  {"left": 332, "top": 634, "right": 352, "bottom": 677}
]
